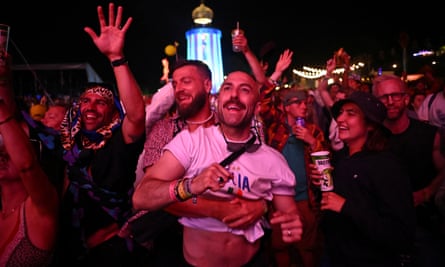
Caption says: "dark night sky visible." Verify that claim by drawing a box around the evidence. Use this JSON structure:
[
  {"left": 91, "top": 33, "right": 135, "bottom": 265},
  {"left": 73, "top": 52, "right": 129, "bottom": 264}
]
[{"left": 2, "top": 1, "right": 444, "bottom": 93}]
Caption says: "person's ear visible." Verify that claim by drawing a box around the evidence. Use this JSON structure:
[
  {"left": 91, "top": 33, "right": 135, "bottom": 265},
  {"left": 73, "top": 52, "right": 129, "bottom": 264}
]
[
  {"left": 403, "top": 94, "right": 410, "bottom": 106},
  {"left": 283, "top": 104, "right": 290, "bottom": 113},
  {"left": 254, "top": 101, "right": 261, "bottom": 115},
  {"left": 204, "top": 79, "right": 212, "bottom": 94}
]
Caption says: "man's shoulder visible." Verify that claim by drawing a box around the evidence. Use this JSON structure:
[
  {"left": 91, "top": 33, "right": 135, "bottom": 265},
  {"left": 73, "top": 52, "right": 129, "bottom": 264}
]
[
  {"left": 149, "top": 116, "right": 176, "bottom": 131},
  {"left": 258, "top": 142, "right": 287, "bottom": 159},
  {"left": 168, "top": 124, "right": 218, "bottom": 143},
  {"left": 409, "top": 117, "right": 438, "bottom": 132}
]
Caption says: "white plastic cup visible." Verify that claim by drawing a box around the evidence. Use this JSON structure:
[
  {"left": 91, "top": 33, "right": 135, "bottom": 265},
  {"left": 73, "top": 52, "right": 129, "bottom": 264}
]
[
  {"left": 0, "top": 24, "right": 10, "bottom": 53},
  {"left": 310, "top": 151, "right": 334, "bottom": 191},
  {"left": 231, "top": 28, "right": 244, "bottom": 52}
]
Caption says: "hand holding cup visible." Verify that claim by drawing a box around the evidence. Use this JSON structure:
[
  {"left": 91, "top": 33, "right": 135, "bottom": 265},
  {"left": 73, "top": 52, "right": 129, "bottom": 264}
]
[
  {"left": 0, "top": 24, "right": 10, "bottom": 53},
  {"left": 310, "top": 151, "right": 334, "bottom": 191},
  {"left": 231, "top": 21, "right": 244, "bottom": 52},
  {"left": 0, "top": 24, "right": 10, "bottom": 66}
]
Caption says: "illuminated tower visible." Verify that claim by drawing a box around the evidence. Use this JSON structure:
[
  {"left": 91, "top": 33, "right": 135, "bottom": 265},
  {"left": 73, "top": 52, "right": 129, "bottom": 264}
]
[{"left": 186, "top": 1, "right": 224, "bottom": 94}]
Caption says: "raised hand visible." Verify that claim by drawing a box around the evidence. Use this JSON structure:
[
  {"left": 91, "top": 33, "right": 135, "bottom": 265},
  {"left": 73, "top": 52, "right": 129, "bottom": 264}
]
[
  {"left": 326, "top": 57, "right": 336, "bottom": 76},
  {"left": 84, "top": 3, "right": 132, "bottom": 60},
  {"left": 274, "top": 49, "right": 293, "bottom": 74}
]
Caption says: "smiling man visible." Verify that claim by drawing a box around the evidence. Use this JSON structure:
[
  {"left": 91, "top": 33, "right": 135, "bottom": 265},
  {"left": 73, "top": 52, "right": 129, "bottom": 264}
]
[
  {"left": 133, "top": 70, "right": 303, "bottom": 267},
  {"left": 52, "top": 3, "right": 146, "bottom": 266}
]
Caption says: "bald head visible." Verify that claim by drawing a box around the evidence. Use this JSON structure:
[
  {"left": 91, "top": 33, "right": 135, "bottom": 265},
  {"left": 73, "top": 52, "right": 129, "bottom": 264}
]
[{"left": 216, "top": 71, "right": 260, "bottom": 131}]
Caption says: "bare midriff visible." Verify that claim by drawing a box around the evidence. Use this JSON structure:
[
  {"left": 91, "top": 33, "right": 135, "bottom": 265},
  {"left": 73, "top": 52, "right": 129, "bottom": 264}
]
[{"left": 183, "top": 226, "right": 260, "bottom": 267}]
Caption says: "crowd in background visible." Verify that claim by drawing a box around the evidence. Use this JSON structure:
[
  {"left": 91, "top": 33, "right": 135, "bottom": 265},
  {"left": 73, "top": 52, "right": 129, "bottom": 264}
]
[{"left": 1, "top": 2, "right": 445, "bottom": 267}]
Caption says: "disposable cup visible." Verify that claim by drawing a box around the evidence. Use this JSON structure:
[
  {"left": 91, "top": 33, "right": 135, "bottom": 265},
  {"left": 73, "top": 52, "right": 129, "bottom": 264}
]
[
  {"left": 231, "top": 22, "right": 244, "bottom": 53},
  {"left": 0, "top": 24, "right": 10, "bottom": 53},
  {"left": 310, "top": 151, "right": 334, "bottom": 191}
]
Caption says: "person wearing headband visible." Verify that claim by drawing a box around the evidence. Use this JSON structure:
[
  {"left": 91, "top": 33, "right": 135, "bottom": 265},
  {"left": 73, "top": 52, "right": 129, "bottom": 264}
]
[{"left": 52, "top": 3, "right": 146, "bottom": 266}]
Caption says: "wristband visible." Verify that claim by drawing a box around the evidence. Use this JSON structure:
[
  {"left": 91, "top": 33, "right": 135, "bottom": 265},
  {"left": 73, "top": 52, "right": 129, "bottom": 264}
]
[
  {"left": 169, "top": 180, "right": 178, "bottom": 201},
  {"left": 111, "top": 57, "right": 128, "bottom": 67}
]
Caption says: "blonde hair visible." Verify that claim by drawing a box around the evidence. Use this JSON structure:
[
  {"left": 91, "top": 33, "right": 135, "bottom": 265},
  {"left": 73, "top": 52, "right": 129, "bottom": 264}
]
[{"left": 372, "top": 74, "right": 407, "bottom": 95}]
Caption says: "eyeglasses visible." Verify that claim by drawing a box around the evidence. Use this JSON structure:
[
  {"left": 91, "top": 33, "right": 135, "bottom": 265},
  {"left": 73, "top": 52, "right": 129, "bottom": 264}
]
[{"left": 377, "top": 92, "right": 405, "bottom": 103}]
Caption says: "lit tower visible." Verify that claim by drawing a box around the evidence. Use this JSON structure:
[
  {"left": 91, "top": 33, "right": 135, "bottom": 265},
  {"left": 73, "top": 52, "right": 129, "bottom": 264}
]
[{"left": 186, "top": 1, "right": 224, "bottom": 94}]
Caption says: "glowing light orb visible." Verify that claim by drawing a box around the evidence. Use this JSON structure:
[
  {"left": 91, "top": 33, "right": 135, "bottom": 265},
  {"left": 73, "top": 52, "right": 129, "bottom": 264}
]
[{"left": 164, "top": 45, "right": 176, "bottom": 56}]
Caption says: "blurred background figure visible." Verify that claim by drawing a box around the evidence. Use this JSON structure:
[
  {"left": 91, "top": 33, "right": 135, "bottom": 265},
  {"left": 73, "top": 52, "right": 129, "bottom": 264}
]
[
  {"left": 29, "top": 102, "right": 47, "bottom": 121},
  {"left": 407, "top": 90, "right": 426, "bottom": 120},
  {"left": 0, "top": 52, "right": 59, "bottom": 267},
  {"left": 41, "top": 103, "right": 68, "bottom": 131}
]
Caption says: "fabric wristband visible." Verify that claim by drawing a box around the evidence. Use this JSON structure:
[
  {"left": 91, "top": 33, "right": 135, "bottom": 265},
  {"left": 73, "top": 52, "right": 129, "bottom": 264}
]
[{"left": 111, "top": 57, "right": 128, "bottom": 67}]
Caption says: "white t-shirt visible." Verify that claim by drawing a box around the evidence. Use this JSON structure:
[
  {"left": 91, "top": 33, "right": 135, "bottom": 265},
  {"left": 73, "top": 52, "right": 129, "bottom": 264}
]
[
  {"left": 164, "top": 125, "right": 296, "bottom": 243},
  {"left": 417, "top": 91, "right": 445, "bottom": 128},
  {"left": 134, "top": 82, "right": 174, "bottom": 187}
]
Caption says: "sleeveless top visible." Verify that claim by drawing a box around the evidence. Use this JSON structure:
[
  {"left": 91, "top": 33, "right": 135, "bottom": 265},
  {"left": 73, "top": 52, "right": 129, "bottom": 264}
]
[{"left": 0, "top": 202, "right": 53, "bottom": 267}]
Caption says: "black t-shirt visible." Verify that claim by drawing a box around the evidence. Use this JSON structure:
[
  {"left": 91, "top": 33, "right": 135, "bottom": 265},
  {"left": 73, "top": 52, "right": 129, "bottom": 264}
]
[
  {"left": 387, "top": 118, "right": 438, "bottom": 191},
  {"left": 56, "top": 128, "right": 144, "bottom": 262}
]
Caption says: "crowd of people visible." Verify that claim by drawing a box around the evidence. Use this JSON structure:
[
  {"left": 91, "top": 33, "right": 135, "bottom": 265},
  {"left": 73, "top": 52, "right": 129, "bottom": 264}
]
[{"left": 1, "top": 2, "right": 445, "bottom": 267}]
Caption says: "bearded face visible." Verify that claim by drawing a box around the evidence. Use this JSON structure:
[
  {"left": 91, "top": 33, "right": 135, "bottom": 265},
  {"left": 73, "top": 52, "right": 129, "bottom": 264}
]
[{"left": 176, "top": 88, "right": 208, "bottom": 119}]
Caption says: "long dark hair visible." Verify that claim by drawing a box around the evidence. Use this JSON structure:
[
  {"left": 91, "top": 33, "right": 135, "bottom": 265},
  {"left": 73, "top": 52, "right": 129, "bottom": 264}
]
[{"left": 363, "top": 120, "right": 390, "bottom": 152}]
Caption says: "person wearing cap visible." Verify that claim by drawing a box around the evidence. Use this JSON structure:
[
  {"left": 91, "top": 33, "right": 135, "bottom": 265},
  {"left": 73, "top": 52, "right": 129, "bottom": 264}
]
[
  {"left": 310, "top": 91, "right": 416, "bottom": 266},
  {"left": 52, "top": 3, "right": 146, "bottom": 266},
  {"left": 259, "top": 87, "right": 328, "bottom": 267}
]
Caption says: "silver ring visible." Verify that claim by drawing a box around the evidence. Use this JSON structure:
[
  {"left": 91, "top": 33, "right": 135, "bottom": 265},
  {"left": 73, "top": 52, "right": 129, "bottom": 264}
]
[
  {"left": 217, "top": 176, "right": 224, "bottom": 184},
  {"left": 287, "top": 230, "right": 291, "bottom": 236}
]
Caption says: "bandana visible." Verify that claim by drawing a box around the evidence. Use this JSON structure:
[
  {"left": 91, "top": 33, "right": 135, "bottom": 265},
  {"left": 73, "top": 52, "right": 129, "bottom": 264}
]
[
  {"left": 82, "top": 86, "right": 114, "bottom": 105},
  {"left": 60, "top": 86, "right": 124, "bottom": 151}
]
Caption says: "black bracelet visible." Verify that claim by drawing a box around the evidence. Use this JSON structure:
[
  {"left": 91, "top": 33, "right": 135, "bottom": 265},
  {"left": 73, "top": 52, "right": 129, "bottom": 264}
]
[
  {"left": 111, "top": 57, "right": 128, "bottom": 67},
  {"left": 0, "top": 116, "right": 13, "bottom": 126}
]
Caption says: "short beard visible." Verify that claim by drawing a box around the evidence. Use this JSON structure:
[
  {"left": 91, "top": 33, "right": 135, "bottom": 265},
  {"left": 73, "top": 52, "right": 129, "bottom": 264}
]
[{"left": 177, "top": 91, "right": 207, "bottom": 119}]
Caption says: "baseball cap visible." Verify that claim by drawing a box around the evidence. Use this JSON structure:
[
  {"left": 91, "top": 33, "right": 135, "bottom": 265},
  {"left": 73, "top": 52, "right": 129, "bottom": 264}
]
[{"left": 283, "top": 89, "right": 307, "bottom": 106}]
